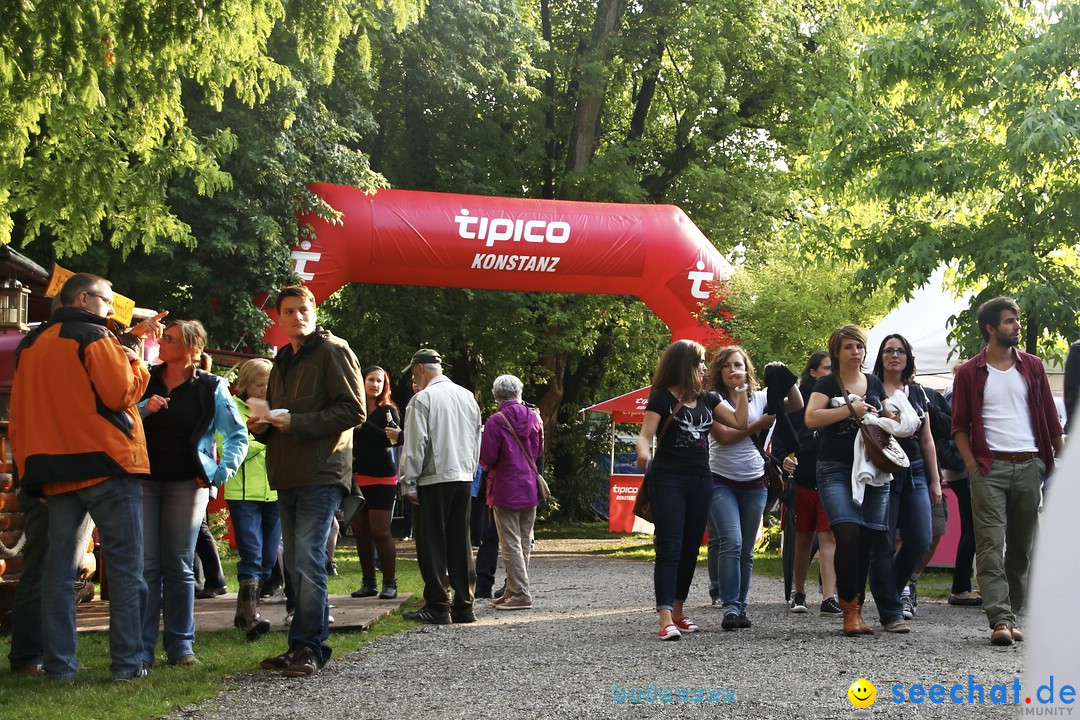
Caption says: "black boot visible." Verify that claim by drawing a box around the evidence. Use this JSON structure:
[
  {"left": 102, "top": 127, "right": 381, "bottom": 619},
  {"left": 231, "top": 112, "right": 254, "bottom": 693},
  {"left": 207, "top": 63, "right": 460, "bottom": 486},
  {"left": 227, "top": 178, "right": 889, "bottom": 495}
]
[
  {"left": 241, "top": 578, "right": 271, "bottom": 641},
  {"left": 379, "top": 579, "right": 398, "bottom": 600},
  {"left": 351, "top": 577, "right": 378, "bottom": 598}
]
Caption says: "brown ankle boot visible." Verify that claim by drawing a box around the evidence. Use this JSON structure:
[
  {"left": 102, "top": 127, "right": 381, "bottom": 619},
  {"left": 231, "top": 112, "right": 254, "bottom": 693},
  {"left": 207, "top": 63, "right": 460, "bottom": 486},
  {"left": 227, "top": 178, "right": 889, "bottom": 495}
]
[
  {"left": 839, "top": 598, "right": 862, "bottom": 636},
  {"left": 855, "top": 598, "right": 874, "bottom": 634}
]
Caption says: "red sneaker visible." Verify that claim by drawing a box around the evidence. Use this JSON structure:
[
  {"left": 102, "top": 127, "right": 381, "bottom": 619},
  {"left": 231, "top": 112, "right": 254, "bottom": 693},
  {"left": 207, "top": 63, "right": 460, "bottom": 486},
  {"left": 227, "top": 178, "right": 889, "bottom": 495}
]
[
  {"left": 658, "top": 624, "right": 682, "bottom": 641},
  {"left": 675, "top": 616, "right": 701, "bottom": 633}
]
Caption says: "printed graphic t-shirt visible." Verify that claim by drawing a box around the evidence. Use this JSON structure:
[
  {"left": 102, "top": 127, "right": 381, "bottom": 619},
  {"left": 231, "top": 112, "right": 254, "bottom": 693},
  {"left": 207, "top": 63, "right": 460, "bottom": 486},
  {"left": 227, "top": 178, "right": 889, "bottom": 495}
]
[{"left": 645, "top": 387, "right": 720, "bottom": 476}]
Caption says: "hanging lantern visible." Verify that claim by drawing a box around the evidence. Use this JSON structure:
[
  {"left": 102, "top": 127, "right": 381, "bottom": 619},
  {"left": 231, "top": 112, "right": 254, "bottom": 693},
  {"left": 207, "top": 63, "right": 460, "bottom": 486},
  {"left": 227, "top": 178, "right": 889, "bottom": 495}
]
[{"left": 0, "top": 279, "right": 30, "bottom": 332}]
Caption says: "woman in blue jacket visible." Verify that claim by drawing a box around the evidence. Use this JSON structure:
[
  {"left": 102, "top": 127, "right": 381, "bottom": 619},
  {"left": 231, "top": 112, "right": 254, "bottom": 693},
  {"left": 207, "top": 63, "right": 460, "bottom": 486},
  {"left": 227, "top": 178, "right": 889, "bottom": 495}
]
[{"left": 139, "top": 320, "right": 248, "bottom": 666}]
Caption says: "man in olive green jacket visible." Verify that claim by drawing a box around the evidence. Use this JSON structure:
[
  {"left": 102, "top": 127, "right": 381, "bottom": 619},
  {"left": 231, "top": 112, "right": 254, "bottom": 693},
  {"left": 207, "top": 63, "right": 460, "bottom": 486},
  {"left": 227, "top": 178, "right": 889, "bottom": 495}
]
[{"left": 249, "top": 285, "right": 364, "bottom": 678}]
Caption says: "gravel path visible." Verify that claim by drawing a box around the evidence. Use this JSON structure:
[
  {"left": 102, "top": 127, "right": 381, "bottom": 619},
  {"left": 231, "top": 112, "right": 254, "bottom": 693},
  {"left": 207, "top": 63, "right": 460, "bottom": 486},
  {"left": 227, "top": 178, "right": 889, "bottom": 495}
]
[{"left": 170, "top": 538, "right": 1026, "bottom": 719}]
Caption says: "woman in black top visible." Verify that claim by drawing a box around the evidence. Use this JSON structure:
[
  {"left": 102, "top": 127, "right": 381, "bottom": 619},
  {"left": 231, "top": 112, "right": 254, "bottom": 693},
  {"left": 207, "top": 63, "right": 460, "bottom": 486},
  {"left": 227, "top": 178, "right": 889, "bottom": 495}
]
[
  {"left": 349, "top": 366, "right": 402, "bottom": 600},
  {"left": 805, "top": 325, "right": 888, "bottom": 636},
  {"left": 635, "top": 340, "right": 747, "bottom": 641},
  {"left": 867, "top": 333, "right": 941, "bottom": 632}
]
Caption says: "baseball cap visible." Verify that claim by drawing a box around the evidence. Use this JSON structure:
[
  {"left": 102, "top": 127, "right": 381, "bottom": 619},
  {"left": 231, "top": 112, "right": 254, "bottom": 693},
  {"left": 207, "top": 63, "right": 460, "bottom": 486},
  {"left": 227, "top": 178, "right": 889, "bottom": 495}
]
[{"left": 402, "top": 348, "right": 446, "bottom": 374}]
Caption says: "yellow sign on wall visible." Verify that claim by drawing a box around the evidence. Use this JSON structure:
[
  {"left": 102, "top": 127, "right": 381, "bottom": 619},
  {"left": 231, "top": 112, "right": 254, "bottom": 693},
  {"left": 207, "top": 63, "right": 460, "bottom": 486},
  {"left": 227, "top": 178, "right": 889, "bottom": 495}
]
[{"left": 45, "top": 263, "right": 136, "bottom": 327}]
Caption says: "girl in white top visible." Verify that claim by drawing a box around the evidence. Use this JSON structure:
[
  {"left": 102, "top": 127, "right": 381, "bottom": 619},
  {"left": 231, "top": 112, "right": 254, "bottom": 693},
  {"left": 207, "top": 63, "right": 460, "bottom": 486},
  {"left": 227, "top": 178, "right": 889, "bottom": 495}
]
[{"left": 706, "top": 346, "right": 801, "bottom": 629}]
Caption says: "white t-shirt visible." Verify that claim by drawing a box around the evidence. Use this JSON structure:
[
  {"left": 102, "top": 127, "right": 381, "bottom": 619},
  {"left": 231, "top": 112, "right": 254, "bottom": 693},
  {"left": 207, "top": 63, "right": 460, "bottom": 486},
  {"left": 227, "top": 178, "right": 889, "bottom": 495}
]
[
  {"left": 708, "top": 390, "right": 769, "bottom": 482},
  {"left": 983, "top": 364, "right": 1038, "bottom": 452}
]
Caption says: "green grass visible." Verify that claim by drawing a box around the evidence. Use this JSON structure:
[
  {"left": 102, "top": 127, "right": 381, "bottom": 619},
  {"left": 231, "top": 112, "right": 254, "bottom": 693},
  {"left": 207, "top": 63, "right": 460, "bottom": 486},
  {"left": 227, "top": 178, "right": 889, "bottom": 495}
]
[
  {"left": 0, "top": 551, "right": 424, "bottom": 720},
  {"left": 534, "top": 520, "right": 635, "bottom": 540}
]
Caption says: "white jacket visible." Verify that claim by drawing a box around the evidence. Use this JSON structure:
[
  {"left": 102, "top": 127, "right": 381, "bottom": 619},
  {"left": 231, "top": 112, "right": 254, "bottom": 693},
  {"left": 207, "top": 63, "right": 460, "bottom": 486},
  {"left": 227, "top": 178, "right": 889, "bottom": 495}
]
[{"left": 399, "top": 374, "right": 482, "bottom": 493}]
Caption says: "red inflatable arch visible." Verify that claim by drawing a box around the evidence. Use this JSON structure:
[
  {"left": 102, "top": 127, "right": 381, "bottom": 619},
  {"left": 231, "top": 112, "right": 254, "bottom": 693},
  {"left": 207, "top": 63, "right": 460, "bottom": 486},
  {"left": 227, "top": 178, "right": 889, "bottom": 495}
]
[{"left": 268, "top": 184, "right": 732, "bottom": 346}]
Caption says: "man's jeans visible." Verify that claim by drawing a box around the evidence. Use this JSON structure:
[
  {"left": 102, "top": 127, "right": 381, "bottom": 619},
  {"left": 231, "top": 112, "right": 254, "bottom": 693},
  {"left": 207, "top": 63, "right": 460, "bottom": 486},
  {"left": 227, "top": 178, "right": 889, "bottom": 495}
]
[
  {"left": 970, "top": 458, "right": 1044, "bottom": 628},
  {"left": 7, "top": 494, "right": 58, "bottom": 673},
  {"left": 708, "top": 483, "right": 767, "bottom": 618},
  {"left": 279, "top": 485, "right": 344, "bottom": 666},
  {"left": 43, "top": 475, "right": 147, "bottom": 680},
  {"left": 140, "top": 480, "right": 208, "bottom": 664},
  {"left": 869, "top": 459, "right": 932, "bottom": 624},
  {"left": 227, "top": 499, "right": 282, "bottom": 582}
]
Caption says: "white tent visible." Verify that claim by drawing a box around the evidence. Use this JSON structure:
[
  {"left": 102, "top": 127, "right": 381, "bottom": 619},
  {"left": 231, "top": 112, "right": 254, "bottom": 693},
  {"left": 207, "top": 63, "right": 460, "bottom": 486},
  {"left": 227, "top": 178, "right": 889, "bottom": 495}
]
[{"left": 865, "top": 266, "right": 970, "bottom": 391}]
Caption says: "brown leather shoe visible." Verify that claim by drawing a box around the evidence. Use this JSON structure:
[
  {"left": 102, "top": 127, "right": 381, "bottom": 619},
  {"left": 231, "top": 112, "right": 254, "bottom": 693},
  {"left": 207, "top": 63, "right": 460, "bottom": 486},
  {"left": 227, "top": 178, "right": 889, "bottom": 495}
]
[
  {"left": 14, "top": 663, "right": 45, "bottom": 677},
  {"left": 991, "top": 623, "right": 1014, "bottom": 646},
  {"left": 1011, "top": 626, "right": 1024, "bottom": 642},
  {"left": 260, "top": 649, "right": 294, "bottom": 670}
]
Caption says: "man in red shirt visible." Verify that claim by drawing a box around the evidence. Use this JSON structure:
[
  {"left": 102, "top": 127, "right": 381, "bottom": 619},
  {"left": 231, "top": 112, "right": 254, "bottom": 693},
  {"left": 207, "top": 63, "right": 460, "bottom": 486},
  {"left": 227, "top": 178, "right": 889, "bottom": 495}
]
[{"left": 951, "top": 296, "right": 1063, "bottom": 646}]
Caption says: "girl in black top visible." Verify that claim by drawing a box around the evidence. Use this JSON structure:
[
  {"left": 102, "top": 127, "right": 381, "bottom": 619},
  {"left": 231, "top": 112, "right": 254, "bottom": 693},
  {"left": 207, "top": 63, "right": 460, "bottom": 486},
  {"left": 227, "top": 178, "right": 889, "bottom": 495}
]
[
  {"left": 805, "top": 325, "right": 889, "bottom": 636},
  {"left": 635, "top": 339, "right": 747, "bottom": 641},
  {"left": 349, "top": 366, "right": 402, "bottom": 600}
]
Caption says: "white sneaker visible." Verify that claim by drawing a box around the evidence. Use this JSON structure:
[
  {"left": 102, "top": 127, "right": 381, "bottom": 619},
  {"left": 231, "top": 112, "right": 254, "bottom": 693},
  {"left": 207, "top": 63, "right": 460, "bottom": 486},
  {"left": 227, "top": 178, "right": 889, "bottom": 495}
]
[{"left": 284, "top": 611, "right": 294, "bottom": 626}]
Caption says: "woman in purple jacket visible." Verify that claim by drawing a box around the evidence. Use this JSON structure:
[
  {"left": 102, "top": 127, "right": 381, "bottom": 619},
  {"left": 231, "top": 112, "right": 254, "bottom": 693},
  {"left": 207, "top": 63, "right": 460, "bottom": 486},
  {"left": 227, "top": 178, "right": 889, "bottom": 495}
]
[{"left": 479, "top": 374, "right": 544, "bottom": 611}]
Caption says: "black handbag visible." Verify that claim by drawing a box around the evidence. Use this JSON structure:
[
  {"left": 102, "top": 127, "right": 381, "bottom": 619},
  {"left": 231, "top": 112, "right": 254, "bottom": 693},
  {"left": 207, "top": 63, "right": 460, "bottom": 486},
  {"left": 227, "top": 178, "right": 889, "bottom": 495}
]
[
  {"left": 751, "top": 432, "right": 791, "bottom": 517},
  {"left": 633, "top": 401, "right": 684, "bottom": 522}
]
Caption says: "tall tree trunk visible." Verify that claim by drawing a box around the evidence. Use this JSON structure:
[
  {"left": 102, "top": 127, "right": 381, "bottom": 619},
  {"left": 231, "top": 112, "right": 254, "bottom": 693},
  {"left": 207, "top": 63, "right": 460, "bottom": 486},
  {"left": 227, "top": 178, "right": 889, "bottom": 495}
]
[
  {"left": 541, "top": 0, "right": 557, "bottom": 200},
  {"left": 536, "top": 349, "right": 567, "bottom": 453},
  {"left": 563, "top": 0, "right": 627, "bottom": 182},
  {"left": 627, "top": 33, "right": 664, "bottom": 144}
]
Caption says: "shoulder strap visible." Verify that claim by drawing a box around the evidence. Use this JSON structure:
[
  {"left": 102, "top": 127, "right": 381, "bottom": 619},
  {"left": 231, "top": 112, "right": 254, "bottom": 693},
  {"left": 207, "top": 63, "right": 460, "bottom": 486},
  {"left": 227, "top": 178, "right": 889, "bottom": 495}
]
[
  {"left": 749, "top": 431, "right": 770, "bottom": 462},
  {"left": 498, "top": 411, "right": 540, "bottom": 477},
  {"left": 648, "top": 400, "right": 686, "bottom": 464},
  {"left": 834, "top": 375, "right": 861, "bottom": 422}
]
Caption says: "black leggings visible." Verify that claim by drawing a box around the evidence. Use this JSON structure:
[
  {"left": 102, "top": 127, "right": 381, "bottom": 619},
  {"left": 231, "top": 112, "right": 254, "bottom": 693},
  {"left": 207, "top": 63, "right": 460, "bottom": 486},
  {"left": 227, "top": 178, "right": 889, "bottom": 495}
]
[
  {"left": 831, "top": 522, "right": 881, "bottom": 603},
  {"left": 948, "top": 477, "right": 977, "bottom": 594}
]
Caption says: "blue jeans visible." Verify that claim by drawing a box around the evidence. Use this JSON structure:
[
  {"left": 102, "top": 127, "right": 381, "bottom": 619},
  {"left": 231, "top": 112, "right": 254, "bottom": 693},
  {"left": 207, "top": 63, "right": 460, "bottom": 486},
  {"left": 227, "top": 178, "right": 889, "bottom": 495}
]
[
  {"left": 649, "top": 472, "right": 712, "bottom": 611},
  {"left": 869, "top": 459, "right": 932, "bottom": 623},
  {"left": 279, "top": 484, "right": 344, "bottom": 665},
  {"left": 708, "top": 483, "right": 768, "bottom": 617},
  {"left": 8, "top": 494, "right": 54, "bottom": 672},
  {"left": 141, "top": 480, "right": 209, "bottom": 664},
  {"left": 227, "top": 500, "right": 282, "bottom": 582},
  {"left": 42, "top": 476, "right": 147, "bottom": 680}
]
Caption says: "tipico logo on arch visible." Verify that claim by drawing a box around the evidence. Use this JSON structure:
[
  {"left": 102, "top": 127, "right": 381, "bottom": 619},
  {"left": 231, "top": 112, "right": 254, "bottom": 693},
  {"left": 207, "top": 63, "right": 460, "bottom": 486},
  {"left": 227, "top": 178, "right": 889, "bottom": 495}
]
[{"left": 846, "top": 675, "right": 1076, "bottom": 714}]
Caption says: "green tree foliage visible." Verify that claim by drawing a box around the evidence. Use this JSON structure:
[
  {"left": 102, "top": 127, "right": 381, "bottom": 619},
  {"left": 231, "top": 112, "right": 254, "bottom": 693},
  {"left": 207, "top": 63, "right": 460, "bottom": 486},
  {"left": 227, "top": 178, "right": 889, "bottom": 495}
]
[
  {"left": 0, "top": 0, "right": 424, "bottom": 257},
  {"left": 811, "top": 0, "right": 1080, "bottom": 358},
  {"left": 706, "top": 253, "right": 894, "bottom": 370}
]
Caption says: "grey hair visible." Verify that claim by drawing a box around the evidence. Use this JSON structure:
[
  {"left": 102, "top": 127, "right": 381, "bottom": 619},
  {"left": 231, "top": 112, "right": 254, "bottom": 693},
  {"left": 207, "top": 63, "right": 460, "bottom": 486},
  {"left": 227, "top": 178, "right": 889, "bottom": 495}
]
[
  {"left": 492, "top": 374, "right": 523, "bottom": 401},
  {"left": 421, "top": 362, "right": 441, "bottom": 373}
]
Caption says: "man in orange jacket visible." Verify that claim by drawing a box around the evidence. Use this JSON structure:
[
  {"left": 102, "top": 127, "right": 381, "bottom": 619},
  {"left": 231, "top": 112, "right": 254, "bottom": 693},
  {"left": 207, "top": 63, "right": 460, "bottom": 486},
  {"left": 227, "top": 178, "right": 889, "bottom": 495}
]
[{"left": 11, "top": 273, "right": 152, "bottom": 681}]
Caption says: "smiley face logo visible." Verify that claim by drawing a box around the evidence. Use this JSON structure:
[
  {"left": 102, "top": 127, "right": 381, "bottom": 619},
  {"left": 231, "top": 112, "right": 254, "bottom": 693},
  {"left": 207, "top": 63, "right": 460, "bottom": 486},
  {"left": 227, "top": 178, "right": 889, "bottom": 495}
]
[{"left": 848, "top": 678, "right": 877, "bottom": 708}]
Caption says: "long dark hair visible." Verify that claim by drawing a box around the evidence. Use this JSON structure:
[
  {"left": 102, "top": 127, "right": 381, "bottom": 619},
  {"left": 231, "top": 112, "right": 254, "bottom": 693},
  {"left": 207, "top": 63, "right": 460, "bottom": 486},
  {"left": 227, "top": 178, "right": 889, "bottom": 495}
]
[
  {"left": 651, "top": 339, "right": 707, "bottom": 402},
  {"left": 872, "top": 334, "right": 916, "bottom": 385},
  {"left": 799, "top": 350, "right": 830, "bottom": 399},
  {"left": 363, "top": 365, "right": 397, "bottom": 410}
]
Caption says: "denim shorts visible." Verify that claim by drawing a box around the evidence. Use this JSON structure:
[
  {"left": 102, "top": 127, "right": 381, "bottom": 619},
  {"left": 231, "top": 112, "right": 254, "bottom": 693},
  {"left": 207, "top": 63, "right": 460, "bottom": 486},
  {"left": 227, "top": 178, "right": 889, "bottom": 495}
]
[{"left": 816, "top": 460, "right": 889, "bottom": 530}]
